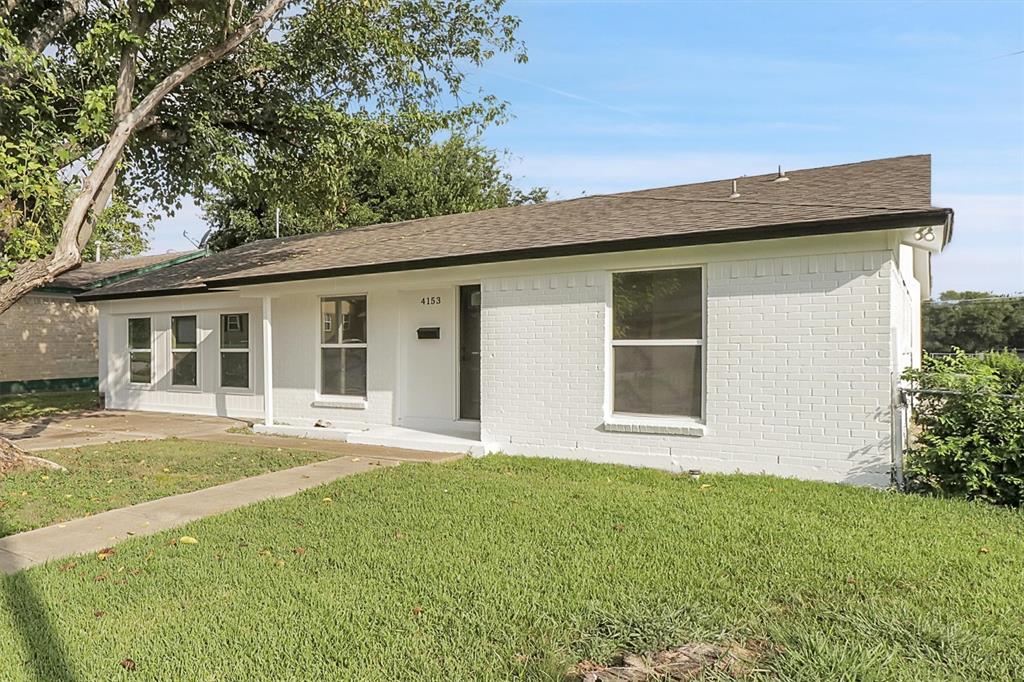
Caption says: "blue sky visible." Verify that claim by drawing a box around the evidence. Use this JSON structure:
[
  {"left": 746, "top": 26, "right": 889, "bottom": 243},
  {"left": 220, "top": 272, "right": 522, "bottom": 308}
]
[{"left": 149, "top": 0, "right": 1024, "bottom": 295}]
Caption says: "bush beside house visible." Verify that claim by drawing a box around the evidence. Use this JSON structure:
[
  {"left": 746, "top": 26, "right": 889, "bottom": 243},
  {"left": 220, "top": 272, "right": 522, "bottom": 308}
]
[{"left": 903, "top": 350, "right": 1024, "bottom": 506}]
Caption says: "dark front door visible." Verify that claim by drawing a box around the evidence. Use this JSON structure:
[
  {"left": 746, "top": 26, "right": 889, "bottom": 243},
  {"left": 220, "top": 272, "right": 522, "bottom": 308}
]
[{"left": 459, "top": 284, "right": 481, "bottom": 420}]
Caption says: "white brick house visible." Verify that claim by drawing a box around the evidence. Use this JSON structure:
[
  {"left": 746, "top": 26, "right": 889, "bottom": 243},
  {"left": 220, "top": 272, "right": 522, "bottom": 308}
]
[{"left": 79, "top": 156, "right": 952, "bottom": 486}]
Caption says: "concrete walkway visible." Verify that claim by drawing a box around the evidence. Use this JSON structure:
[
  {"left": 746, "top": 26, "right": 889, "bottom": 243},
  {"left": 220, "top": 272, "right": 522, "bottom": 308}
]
[
  {"left": 1, "top": 408, "right": 463, "bottom": 463},
  {"left": 2, "top": 409, "right": 242, "bottom": 452},
  {"left": 0, "top": 454, "right": 397, "bottom": 574}
]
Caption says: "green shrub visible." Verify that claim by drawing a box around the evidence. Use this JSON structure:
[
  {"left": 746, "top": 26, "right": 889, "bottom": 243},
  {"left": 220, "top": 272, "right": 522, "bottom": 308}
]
[{"left": 902, "top": 350, "right": 1024, "bottom": 506}]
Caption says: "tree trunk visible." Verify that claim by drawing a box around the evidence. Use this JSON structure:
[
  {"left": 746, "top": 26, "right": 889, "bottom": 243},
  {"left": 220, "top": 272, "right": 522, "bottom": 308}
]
[
  {"left": 0, "top": 0, "right": 287, "bottom": 316},
  {"left": 0, "top": 437, "right": 65, "bottom": 475}
]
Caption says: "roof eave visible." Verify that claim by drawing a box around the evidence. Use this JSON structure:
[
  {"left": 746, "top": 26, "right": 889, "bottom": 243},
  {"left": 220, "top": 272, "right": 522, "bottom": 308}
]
[{"left": 78, "top": 208, "right": 951, "bottom": 302}]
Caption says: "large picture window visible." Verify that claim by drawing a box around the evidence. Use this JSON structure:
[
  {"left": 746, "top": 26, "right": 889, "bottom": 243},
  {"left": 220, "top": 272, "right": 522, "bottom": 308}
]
[
  {"left": 219, "top": 313, "right": 249, "bottom": 388},
  {"left": 171, "top": 315, "right": 198, "bottom": 387},
  {"left": 612, "top": 268, "right": 703, "bottom": 418},
  {"left": 127, "top": 317, "right": 152, "bottom": 384},
  {"left": 320, "top": 295, "right": 367, "bottom": 397}
]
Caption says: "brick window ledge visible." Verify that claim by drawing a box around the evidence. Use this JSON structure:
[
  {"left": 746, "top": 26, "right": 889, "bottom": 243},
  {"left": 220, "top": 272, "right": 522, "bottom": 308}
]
[{"left": 603, "top": 415, "right": 707, "bottom": 437}]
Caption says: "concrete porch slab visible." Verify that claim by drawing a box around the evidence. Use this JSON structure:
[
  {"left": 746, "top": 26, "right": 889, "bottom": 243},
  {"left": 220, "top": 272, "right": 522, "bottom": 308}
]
[{"left": 254, "top": 422, "right": 488, "bottom": 456}]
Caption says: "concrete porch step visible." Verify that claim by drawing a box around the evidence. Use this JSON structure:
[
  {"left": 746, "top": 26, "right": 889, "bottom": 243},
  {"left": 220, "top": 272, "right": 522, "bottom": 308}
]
[
  {"left": 348, "top": 426, "right": 487, "bottom": 456},
  {"left": 252, "top": 423, "right": 487, "bottom": 456}
]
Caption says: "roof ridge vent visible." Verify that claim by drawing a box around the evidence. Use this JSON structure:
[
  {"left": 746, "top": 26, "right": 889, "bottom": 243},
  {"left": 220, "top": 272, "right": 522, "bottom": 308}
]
[
  {"left": 728, "top": 179, "right": 741, "bottom": 199},
  {"left": 773, "top": 165, "right": 789, "bottom": 182}
]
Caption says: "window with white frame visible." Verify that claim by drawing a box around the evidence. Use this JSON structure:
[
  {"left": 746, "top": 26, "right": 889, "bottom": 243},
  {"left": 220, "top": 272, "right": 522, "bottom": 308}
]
[
  {"left": 320, "top": 296, "right": 367, "bottom": 397},
  {"left": 219, "top": 313, "right": 249, "bottom": 388},
  {"left": 127, "top": 317, "right": 152, "bottom": 384},
  {"left": 170, "top": 315, "right": 198, "bottom": 387},
  {"left": 612, "top": 267, "right": 703, "bottom": 418}
]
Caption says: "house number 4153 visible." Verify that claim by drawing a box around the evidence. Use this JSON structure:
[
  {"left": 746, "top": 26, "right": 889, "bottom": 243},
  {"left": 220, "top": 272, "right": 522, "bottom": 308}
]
[{"left": 420, "top": 296, "right": 442, "bottom": 306}]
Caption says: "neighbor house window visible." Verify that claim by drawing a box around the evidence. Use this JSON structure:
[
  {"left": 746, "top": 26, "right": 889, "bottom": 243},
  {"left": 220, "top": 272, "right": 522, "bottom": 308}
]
[
  {"left": 171, "top": 315, "right": 198, "bottom": 387},
  {"left": 127, "top": 317, "right": 152, "bottom": 384},
  {"left": 612, "top": 267, "right": 703, "bottom": 418},
  {"left": 320, "top": 295, "right": 367, "bottom": 396},
  {"left": 219, "top": 313, "right": 249, "bottom": 388}
]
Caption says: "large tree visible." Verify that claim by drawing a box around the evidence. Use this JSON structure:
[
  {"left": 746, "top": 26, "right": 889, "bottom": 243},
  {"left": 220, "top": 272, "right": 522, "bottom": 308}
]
[
  {"left": 0, "top": 0, "right": 524, "bottom": 469},
  {"left": 0, "top": 0, "right": 525, "bottom": 315},
  {"left": 204, "top": 134, "right": 546, "bottom": 250},
  {"left": 924, "top": 291, "right": 1024, "bottom": 353}
]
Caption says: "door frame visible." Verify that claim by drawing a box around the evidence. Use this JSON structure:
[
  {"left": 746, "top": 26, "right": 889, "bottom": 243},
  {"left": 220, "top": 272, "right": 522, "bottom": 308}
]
[
  {"left": 392, "top": 281, "right": 481, "bottom": 432},
  {"left": 455, "top": 281, "right": 482, "bottom": 422}
]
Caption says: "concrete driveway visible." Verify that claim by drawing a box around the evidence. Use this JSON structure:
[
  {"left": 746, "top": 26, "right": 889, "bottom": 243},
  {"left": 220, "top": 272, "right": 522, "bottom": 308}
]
[{"left": 0, "top": 410, "right": 244, "bottom": 452}]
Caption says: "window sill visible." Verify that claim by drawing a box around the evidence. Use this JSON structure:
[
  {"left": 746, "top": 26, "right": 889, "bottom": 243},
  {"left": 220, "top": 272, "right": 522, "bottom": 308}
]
[
  {"left": 311, "top": 397, "right": 367, "bottom": 410},
  {"left": 603, "top": 415, "right": 706, "bottom": 437},
  {"left": 218, "top": 386, "right": 254, "bottom": 396}
]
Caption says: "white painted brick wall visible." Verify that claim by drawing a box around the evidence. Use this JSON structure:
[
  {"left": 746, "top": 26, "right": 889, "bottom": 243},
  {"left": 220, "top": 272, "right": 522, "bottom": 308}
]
[{"left": 480, "top": 251, "right": 896, "bottom": 486}]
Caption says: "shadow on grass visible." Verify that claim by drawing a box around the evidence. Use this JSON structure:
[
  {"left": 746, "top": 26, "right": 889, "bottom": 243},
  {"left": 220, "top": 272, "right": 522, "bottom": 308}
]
[{"left": 1, "top": 517, "right": 79, "bottom": 682}]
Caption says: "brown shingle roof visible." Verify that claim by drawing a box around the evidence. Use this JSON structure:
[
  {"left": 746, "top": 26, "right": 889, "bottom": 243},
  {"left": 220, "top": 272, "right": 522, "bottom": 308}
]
[
  {"left": 47, "top": 251, "right": 202, "bottom": 291},
  {"left": 79, "top": 155, "right": 952, "bottom": 301}
]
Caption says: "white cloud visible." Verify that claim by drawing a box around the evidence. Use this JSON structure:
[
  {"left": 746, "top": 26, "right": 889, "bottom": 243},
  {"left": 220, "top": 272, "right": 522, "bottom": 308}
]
[
  {"left": 934, "top": 192, "right": 1024, "bottom": 236},
  {"left": 930, "top": 191, "right": 1023, "bottom": 293}
]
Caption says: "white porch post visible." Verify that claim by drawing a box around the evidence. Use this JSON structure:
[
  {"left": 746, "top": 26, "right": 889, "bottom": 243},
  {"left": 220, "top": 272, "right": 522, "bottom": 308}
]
[{"left": 262, "top": 295, "right": 274, "bottom": 427}]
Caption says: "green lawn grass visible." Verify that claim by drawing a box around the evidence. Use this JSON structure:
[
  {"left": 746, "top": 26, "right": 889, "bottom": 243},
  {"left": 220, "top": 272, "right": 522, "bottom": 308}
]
[
  {"left": 0, "top": 439, "right": 336, "bottom": 536},
  {"left": 0, "top": 390, "right": 100, "bottom": 422},
  {"left": 1, "top": 455, "right": 1022, "bottom": 681}
]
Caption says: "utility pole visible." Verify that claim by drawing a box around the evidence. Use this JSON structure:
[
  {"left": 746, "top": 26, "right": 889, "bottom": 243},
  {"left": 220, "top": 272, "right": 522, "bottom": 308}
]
[{"left": 275, "top": 207, "right": 281, "bottom": 239}]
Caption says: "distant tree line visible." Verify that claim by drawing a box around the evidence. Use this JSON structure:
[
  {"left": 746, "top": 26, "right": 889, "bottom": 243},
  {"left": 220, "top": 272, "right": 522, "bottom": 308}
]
[{"left": 924, "top": 291, "right": 1024, "bottom": 353}]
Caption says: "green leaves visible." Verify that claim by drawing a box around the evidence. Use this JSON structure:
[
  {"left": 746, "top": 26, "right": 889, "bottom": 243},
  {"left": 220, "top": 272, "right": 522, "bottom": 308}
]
[
  {"left": 903, "top": 350, "right": 1024, "bottom": 506},
  {"left": 203, "top": 133, "right": 546, "bottom": 250},
  {"left": 3, "top": 0, "right": 526, "bottom": 293}
]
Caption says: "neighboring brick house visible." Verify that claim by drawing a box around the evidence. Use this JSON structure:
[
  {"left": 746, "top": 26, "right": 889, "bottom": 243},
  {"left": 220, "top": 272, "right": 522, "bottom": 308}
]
[
  {"left": 0, "top": 251, "right": 202, "bottom": 395},
  {"left": 78, "top": 156, "right": 953, "bottom": 486}
]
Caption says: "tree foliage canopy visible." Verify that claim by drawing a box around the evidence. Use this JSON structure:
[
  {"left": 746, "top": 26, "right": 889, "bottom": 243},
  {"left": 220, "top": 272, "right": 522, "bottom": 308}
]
[
  {"left": 924, "top": 291, "right": 1024, "bottom": 353},
  {"left": 0, "top": 0, "right": 526, "bottom": 309},
  {"left": 204, "top": 134, "right": 545, "bottom": 250}
]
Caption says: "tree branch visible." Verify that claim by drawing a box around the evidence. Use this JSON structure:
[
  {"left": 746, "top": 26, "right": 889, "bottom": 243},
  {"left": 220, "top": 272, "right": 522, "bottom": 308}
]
[
  {"left": 0, "top": 0, "right": 86, "bottom": 88},
  {"left": 81, "top": 0, "right": 153, "bottom": 251},
  {"left": 22, "top": 0, "right": 86, "bottom": 54},
  {"left": 0, "top": 0, "right": 19, "bottom": 20},
  {"left": 0, "top": 0, "right": 289, "bottom": 315}
]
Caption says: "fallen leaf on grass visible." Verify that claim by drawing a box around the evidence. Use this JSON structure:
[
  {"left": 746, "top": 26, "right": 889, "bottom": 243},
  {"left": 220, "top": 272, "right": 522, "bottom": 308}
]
[
  {"left": 97, "top": 548, "right": 116, "bottom": 561},
  {"left": 94, "top": 573, "right": 108, "bottom": 582},
  {"left": 322, "top": 497, "right": 333, "bottom": 503},
  {"left": 412, "top": 605, "right": 423, "bottom": 617},
  {"left": 700, "top": 484, "right": 713, "bottom": 490},
  {"left": 612, "top": 523, "right": 625, "bottom": 533},
  {"left": 94, "top": 611, "right": 106, "bottom": 618},
  {"left": 59, "top": 561, "right": 77, "bottom": 572},
  {"left": 179, "top": 536, "right": 199, "bottom": 545},
  {"left": 979, "top": 547, "right": 991, "bottom": 554},
  {"left": 275, "top": 559, "right": 285, "bottom": 567},
  {"left": 292, "top": 547, "right": 306, "bottom": 555},
  {"left": 120, "top": 658, "right": 136, "bottom": 671}
]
